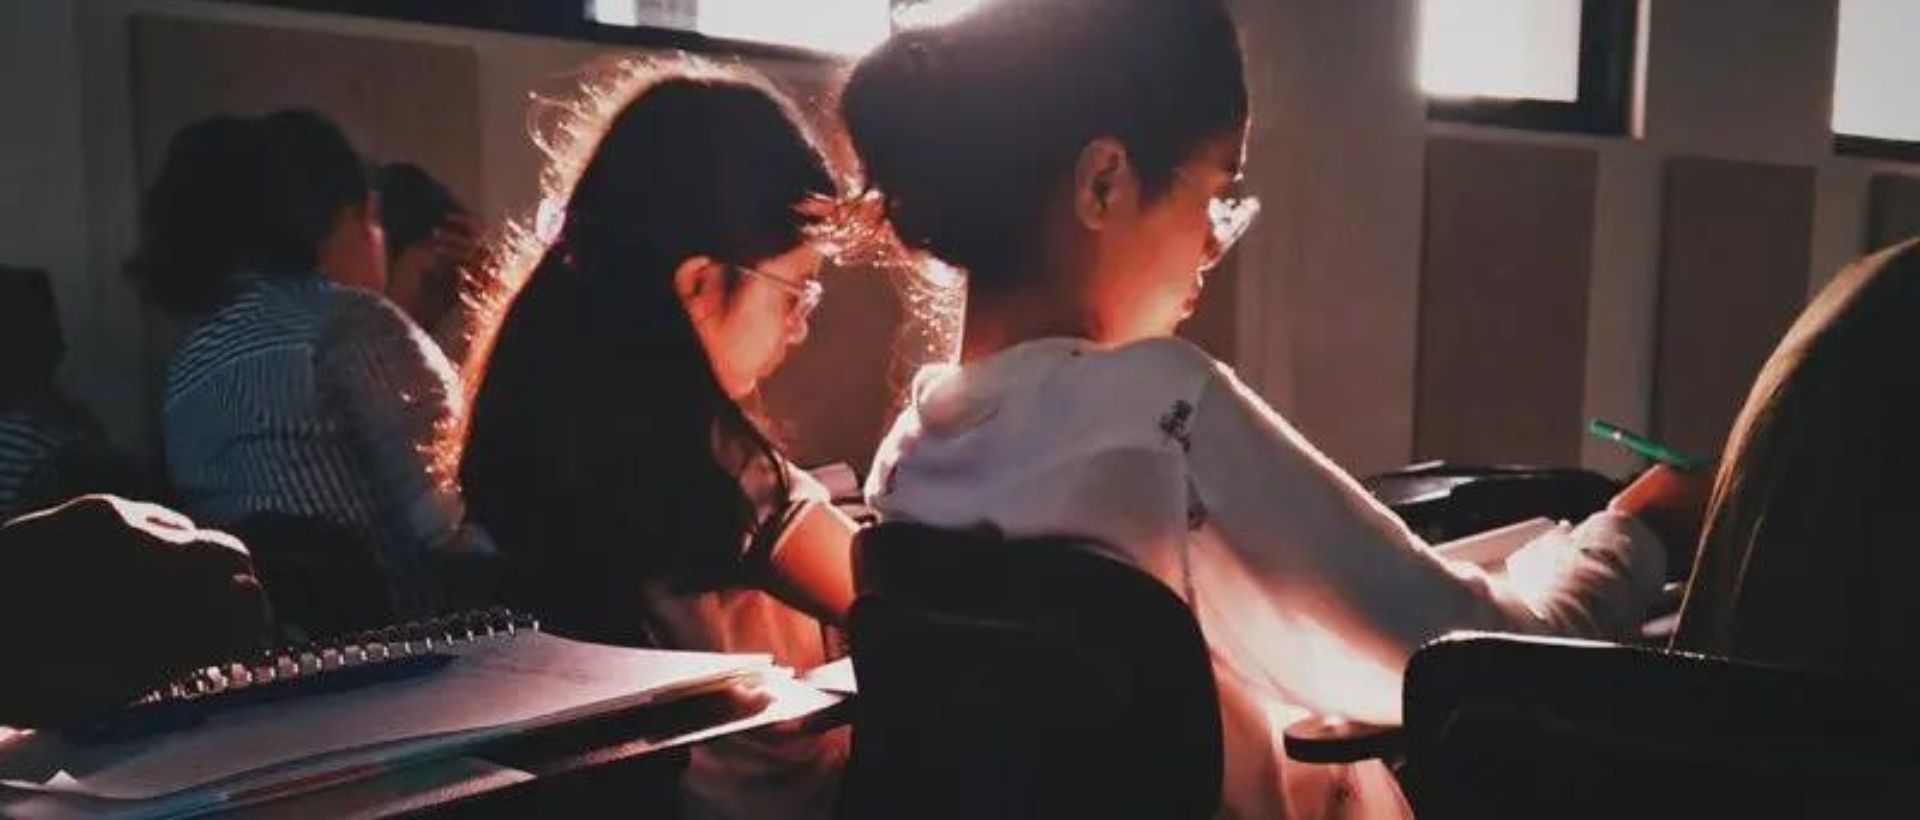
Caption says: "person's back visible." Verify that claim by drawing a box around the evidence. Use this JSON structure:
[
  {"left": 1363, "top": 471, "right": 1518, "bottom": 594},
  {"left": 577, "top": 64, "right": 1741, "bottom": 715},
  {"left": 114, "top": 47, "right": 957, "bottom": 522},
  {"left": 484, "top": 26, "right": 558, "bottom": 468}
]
[
  {"left": 1676, "top": 237, "right": 1920, "bottom": 677},
  {"left": 164, "top": 273, "right": 465, "bottom": 609},
  {"left": 0, "top": 265, "right": 120, "bottom": 521},
  {"left": 844, "top": 2, "right": 1680, "bottom": 815},
  {"left": 0, "top": 395, "right": 114, "bottom": 523},
  {"left": 131, "top": 111, "right": 477, "bottom": 617},
  {"left": 870, "top": 336, "right": 1665, "bottom": 818}
]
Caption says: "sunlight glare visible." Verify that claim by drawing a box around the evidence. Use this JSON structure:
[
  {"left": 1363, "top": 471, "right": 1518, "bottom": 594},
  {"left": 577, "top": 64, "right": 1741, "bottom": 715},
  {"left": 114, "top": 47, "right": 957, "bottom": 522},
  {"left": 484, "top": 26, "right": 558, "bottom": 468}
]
[
  {"left": 1833, "top": 0, "right": 1920, "bottom": 142},
  {"left": 698, "top": 0, "right": 893, "bottom": 56},
  {"left": 1418, "top": 0, "right": 1582, "bottom": 101}
]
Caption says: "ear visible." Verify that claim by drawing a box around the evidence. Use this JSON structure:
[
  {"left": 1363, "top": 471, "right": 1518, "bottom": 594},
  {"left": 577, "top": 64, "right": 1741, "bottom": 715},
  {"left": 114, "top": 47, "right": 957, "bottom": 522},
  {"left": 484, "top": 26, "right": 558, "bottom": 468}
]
[
  {"left": 673, "top": 255, "right": 727, "bottom": 319},
  {"left": 1073, "top": 137, "right": 1132, "bottom": 231}
]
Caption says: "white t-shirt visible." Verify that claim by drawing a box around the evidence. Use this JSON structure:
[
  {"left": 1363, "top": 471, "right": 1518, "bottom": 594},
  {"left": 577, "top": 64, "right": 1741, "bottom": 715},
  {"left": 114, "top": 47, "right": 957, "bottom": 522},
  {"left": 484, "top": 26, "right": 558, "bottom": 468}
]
[
  {"left": 867, "top": 337, "right": 1666, "bottom": 820},
  {"left": 649, "top": 448, "right": 846, "bottom": 820}
]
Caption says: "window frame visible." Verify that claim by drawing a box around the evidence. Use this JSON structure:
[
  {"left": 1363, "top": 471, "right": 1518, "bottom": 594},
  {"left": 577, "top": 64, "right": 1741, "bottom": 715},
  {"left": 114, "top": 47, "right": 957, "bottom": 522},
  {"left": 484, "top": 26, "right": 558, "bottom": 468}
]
[
  {"left": 1830, "top": 0, "right": 1920, "bottom": 164},
  {"left": 1424, "top": 0, "right": 1639, "bottom": 136},
  {"left": 1836, "top": 135, "right": 1920, "bottom": 164},
  {"left": 201, "top": 0, "right": 848, "bottom": 64}
]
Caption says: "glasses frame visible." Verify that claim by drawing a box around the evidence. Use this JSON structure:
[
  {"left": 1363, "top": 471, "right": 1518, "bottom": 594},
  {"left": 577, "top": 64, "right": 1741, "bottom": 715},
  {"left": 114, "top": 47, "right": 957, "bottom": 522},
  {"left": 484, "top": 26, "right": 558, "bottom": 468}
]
[
  {"left": 735, "top": 264, "right": 824, "bottom": 323},
  {"left": 1176, "top": 169, "right": 1262, "bottom": 272}
]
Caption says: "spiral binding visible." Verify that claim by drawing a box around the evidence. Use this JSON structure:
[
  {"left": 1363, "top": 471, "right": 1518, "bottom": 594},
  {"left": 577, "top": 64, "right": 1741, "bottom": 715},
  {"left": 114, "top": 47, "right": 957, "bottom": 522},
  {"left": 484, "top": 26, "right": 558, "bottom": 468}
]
[{"left": 137, "top": 607, "right": 540, "bottom": 706}]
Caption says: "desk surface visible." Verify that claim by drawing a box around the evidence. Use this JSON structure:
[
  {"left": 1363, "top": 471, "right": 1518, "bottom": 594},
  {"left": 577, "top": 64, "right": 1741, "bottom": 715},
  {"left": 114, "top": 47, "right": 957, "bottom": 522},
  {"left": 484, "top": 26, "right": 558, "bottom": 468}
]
[
  {"left": 226, "top": 679, "right": 841, "bottom": 818},
  {"left": 5, "top": 678, "right": 843, "bottom": 819}
]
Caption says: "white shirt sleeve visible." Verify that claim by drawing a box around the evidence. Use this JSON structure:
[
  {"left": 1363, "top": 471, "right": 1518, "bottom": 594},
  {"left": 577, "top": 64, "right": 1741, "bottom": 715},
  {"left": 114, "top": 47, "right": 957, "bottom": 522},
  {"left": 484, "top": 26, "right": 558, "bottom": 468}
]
[{"left": 1184, "top": 368, "right": 1666, "bottom": 724}]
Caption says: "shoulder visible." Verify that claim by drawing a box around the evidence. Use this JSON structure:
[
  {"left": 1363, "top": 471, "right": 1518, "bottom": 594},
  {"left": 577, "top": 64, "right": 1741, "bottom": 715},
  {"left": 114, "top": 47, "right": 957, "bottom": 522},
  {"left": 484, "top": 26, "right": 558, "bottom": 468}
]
[
  {"left": 324, "top": 284, "right": 423, "bottom": 342},
  {"left": 1052, "top": 337, "right": 1227, "bottom": 410},
  {"left": 319, "top": 285, "right": 458, "bottom": 378}
]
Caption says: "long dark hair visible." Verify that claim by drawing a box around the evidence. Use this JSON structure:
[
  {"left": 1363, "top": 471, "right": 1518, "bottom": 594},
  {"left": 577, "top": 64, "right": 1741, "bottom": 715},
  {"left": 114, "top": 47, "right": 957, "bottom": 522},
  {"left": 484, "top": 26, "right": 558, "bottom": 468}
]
[
  {"left": 126, "top": 110, "right": 372, "bottom": 315},
  {"left": 458, "top": 60, "right": 840, "bottom": 634},
  {"left": 1675, "top": 237, "right": 1920, "bottom": 675},
  {"left": 842, "top": 0, "right": 1247, "bottom": 288}
]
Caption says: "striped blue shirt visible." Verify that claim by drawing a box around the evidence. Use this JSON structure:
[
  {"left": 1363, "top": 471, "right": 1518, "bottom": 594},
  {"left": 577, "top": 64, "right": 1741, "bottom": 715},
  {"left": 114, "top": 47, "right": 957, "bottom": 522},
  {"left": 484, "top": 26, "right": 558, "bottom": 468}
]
[
  {"left": 0, "top": 396, "right": 109, "bottom": 523},
  {"left": 164, "top": 275, "right": 481, "bottom": 614}
]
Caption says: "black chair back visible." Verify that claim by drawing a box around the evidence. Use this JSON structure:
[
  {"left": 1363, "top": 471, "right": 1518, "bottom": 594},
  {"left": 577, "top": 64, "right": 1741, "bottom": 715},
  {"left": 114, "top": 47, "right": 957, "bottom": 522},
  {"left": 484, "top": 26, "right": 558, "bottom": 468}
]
[
  {"left": 1400, "top": 632, "right": 1920, "bottom": 819},
  {"left": 840, "top": 523, "right": 1221, "bottom": 820}
]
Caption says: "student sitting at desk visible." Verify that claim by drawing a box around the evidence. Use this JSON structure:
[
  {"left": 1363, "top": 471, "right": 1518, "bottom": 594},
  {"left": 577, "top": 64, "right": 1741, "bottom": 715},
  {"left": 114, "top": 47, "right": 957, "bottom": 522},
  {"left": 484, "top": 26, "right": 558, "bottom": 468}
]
[
  {"left": 0, "top": 266, "right": 123, "bottom": 522},
  {"left": 843, "top": 0, "right": 1688, "bottom": 816},
  {"left": 128, "top": 112, "right": 488, "bottom": 619},
  {"left": 457, "top": 59, "right": 858, "bottom": 820},
  {"left": 1675, "top": 237, "right": 1920, "bottom": 676}
]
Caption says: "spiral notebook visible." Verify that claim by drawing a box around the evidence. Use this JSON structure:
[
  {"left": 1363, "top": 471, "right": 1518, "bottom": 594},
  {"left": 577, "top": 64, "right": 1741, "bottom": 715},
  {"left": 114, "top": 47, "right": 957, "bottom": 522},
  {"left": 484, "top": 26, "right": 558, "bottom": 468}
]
[
  {"left": 68, "top": 609, "right": 543, "bottom": 743},
  {"left": 0, "top": 609, "right": 813, "bottom": 816}
]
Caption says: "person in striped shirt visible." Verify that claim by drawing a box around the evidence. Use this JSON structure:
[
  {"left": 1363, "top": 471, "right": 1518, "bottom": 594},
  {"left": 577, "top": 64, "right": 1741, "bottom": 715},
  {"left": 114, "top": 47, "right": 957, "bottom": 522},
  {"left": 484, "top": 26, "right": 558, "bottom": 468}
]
[
  {"left": 0, "top": 265, "right": 121, "bottom": 523},
  {"left": 127, "top": 111, "right": 488, "bottom": 619}
]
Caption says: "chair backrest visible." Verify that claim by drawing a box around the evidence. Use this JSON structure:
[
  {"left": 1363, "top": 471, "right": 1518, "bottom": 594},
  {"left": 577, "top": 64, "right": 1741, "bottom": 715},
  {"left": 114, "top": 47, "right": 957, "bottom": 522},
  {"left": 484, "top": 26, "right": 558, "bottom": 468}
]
[
  {"left": 1400, "top": 632, "right": 1920, "bottom": 819},
  {"left": 840, "top": 523, "right": 1221, "bottom": 820},
  {"left": 228, "top": 512, "right": 397, "bottom": 639}
]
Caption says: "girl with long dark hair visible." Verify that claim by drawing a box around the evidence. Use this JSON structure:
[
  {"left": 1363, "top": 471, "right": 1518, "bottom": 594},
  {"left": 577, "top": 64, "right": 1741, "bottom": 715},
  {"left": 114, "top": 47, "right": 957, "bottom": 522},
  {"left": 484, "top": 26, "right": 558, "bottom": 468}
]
[{"left": 458, "top": 59, "right": 857, "bottom": 819}]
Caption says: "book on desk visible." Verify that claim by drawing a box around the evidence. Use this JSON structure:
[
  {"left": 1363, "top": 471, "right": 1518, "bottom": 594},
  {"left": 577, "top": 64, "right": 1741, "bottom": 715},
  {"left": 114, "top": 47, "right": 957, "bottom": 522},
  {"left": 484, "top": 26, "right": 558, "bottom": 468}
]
[{"left": 0, "top": 609, "right": 840, "bottom": 819}]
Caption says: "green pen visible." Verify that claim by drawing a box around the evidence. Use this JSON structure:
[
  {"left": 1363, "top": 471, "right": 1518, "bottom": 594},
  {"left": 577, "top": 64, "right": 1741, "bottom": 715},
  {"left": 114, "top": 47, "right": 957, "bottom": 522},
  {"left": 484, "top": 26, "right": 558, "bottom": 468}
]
[{"left": 1587, "top": 418, "right": 1706, "bottom": 472}]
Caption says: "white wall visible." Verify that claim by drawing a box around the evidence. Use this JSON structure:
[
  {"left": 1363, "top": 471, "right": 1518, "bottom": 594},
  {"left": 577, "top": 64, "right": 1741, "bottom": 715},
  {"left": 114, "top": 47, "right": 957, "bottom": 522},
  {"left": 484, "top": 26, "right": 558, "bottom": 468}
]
[
  {"left": 1238, "top": 0, "right": 1917, "bottom": 478},
  {"left": 1231, "top": 0, "right": 1427, "bottom": 475},
  {"left": 1, "top": 2, "right": 105, "bottom": 435}
]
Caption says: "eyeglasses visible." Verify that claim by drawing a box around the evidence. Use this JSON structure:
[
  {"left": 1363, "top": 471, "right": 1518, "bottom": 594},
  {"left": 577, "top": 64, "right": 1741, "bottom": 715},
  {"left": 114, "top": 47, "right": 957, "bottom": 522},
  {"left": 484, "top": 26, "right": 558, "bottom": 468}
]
[
  {"left": 736, "top": 264, "right": 824, "bottom": 323},
  {"left": 1177, "top": 169, "right": 1262, "bottom": 271}
]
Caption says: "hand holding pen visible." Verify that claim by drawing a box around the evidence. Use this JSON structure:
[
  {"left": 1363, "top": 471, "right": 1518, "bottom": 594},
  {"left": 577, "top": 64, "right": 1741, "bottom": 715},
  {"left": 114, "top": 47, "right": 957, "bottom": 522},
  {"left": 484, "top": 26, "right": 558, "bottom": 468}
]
[{"left": 1591, "top": 419, "right": 1713, "bottom": 580}]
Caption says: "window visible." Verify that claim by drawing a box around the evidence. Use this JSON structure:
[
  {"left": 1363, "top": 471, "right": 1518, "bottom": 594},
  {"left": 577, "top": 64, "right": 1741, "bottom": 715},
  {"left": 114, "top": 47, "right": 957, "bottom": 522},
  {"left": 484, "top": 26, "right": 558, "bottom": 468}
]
[
  {"left": 210, "top": 0, "right": 883, "bottom": 62},
  {"left": 696, "top": 0, "right": 890, "bottom": 56},
  {"left": 1833, "top": 0, "right": 1920, "bottom": 161},
  {"left": 590, "top": 0, "right": 891, "bottom": 56},
  {"left": 1417, "top": 0, "right": 1638, "bottom": 135}
]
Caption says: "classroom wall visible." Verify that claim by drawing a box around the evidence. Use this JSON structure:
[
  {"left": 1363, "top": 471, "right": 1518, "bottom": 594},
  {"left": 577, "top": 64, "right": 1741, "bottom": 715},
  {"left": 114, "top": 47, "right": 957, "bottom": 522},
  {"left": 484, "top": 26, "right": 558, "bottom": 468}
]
[
  {"left": 5, "top": 0, "right": 909, "bottom": 472},
  {"left": 5, "top": 0, "right": 1920, "bottom": 486},
  {"left": 1338, "top": 0, "right": 1918, "bottom": 475}
]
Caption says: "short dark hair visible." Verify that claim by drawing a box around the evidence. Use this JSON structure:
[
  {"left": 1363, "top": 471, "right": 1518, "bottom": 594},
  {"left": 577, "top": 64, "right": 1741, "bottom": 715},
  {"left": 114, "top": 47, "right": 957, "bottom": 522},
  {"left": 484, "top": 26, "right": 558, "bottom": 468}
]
[
  {"left": 376, "top": 162, "right": 466, "bottom": 261},
  {"left": 843, "top": 0, "right": 1248, "bottom": 288},
  {"left": 125, "top": 110, "right": 371, "bottom": 314}
]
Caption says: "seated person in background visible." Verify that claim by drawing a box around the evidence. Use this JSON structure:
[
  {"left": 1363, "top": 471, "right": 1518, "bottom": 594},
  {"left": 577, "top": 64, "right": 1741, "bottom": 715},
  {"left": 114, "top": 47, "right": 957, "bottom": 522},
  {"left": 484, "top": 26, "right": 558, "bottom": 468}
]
[
  {"left": 0, "top": 266, "right": 122, "bottom": 522},
  {"left": 125, "top": 111, "right": 487, "bottom": 619},
  {"left": 376, "top": 162, "right": 481, "bottom": 364},
  {"left": 0, "top": 495, "right": 268, "bottom": 728},
  {"left": 1675, "top": 237, "right": 1920, "bottom": 676},
  {"left": 843, "top": 1, "right": 1685, "bottom": 815},
  {"left": 458, "top": 59, "right": 857, "bottom": 820}
]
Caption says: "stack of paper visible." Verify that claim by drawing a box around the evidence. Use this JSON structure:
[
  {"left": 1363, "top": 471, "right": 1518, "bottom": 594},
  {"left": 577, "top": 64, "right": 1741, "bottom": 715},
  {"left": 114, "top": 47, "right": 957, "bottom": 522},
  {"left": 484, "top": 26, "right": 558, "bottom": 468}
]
[{"left": 0, "top": 632, "right": 804, "bottom": 817}]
